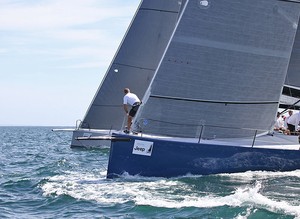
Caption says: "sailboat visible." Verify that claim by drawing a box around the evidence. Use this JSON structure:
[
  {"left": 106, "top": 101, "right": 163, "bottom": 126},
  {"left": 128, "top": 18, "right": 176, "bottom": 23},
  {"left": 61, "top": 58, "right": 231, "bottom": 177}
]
[
  {"left": 106, "top": 0, "right": 300, "bottom": 178},
  {"left": 67, "top": 0, "right": 184, "bottom": 148}
]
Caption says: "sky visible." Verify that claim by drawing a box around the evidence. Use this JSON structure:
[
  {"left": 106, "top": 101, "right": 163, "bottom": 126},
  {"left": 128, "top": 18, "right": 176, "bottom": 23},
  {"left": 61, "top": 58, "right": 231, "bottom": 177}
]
[{"left": 0, "top": 0, "right": 140, "bottom": 126}]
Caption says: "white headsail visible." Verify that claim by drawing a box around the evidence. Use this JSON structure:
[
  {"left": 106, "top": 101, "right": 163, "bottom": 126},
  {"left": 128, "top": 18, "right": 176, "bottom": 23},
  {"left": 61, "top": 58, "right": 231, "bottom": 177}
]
[{"left": 80, "top": 0, "right": 184, "bottom": 130}]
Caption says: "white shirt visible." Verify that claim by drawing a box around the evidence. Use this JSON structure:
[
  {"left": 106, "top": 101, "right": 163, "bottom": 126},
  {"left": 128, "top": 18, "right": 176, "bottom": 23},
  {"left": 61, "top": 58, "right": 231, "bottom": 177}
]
[
  {"left": 274, "top": 117, "right": 284, "bottom": 129},
  {"left": 123, "top": 93, "right": 140, "bottom": 106},
  {"left": 286, "top": 112, "right": 300, "bottom": 127}
]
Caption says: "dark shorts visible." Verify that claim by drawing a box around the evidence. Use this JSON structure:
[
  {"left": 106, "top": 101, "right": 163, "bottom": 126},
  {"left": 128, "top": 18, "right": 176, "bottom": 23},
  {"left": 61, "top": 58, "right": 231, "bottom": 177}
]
[
  {"left": 287, "top": 123, "right": 295, "bottom": 132},
  {"left": 129, "top": 104, "right": 140, "bottom": 117}
]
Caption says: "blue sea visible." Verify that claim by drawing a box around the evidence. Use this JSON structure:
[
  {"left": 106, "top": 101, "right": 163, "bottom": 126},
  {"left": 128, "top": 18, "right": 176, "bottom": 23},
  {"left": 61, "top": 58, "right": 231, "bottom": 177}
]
[{"left": 0, "top": 126, "right": 299, "bottom": 219}]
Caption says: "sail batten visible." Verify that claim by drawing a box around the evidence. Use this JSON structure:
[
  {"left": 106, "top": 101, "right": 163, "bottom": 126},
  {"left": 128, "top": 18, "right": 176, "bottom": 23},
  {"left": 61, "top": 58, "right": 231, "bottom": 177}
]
[
  {"left": 112, "top": 62, "right": 156, "bottom": 71},
  {"left": 173, "top": 36, "right": 292, "bottom": 58},
  {"left": 139, "top": 8, "right": 180, "bottom": 14},
  {"left": 150, "top": 94, "right": 279, "bottom": 105}
]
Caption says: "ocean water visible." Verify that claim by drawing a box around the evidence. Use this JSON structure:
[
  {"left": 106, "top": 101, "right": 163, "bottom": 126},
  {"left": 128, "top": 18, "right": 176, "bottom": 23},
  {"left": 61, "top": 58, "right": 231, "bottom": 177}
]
[{"left": 0, "top": 126, "right": 299, "bottom": 219}]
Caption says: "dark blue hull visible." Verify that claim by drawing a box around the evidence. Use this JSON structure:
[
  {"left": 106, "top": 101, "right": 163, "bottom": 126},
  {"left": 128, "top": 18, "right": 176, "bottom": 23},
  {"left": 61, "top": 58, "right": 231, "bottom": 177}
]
[{"left": 107, "top": 134, "right": 300, "bottom": 178}]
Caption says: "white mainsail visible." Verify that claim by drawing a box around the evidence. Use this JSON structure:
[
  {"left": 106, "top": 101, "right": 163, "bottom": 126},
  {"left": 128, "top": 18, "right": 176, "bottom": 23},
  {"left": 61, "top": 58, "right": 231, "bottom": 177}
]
[
  {"left": 285, "top": 16, "right": 300, "bottom": 90},
  {"left": 280, "top": 16, "right": 300, "bottom": 110},
  {"left": 134, "top": 0, "right": 300, "bottom": 139}
]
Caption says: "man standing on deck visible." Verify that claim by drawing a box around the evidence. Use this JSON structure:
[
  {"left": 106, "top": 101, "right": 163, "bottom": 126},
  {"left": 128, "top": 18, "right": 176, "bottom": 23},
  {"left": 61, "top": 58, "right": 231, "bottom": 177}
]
[
  {"left": 123, "top": 88, "right": 141, "bottom": 134},
  {"left": 285, "top": 111, "right": 300, "bottom": 135}
]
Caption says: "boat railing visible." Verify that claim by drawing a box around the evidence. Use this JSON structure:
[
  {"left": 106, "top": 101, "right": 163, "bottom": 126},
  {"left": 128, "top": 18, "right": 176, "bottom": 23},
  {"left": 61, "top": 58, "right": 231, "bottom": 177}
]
[
  {"left": 196, "top": 124, "right": 267, "bottom": 147},
  {"left": 135, "top": 118, "right": 271, "bottom": 147}
]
